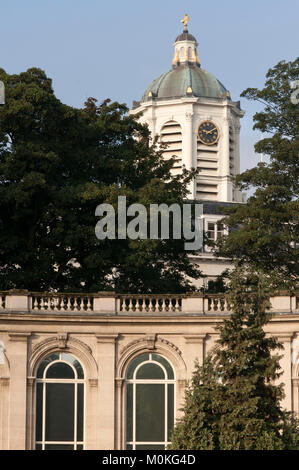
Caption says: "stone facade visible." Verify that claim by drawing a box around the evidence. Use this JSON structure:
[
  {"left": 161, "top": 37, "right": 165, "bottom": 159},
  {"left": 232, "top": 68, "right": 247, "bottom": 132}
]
[{"left": 0, "top": 292, "right": 298, "bottom": 450}]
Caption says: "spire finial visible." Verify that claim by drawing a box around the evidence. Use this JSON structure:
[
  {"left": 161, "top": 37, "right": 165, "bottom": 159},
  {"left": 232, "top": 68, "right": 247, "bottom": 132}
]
[{"left": 180, "top": 13, "right": 190, "bottom": 32}]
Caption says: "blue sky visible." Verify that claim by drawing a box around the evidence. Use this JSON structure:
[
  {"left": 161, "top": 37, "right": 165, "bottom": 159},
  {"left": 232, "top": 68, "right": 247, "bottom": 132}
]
[{"left": 1, "top": 0, "right": 298, "bottom": 172}]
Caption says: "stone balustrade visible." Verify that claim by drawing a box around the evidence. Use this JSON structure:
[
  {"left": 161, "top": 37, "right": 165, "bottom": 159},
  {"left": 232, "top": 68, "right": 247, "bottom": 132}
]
[
  {"left": 0, "top": 290, "right": 298, "bottom": 315},
  {"left": 119, "top": 295, "right": 183, "bottom": 313},
  {"left": 31, "top": 294, "right": 94, "bottom": 312}
]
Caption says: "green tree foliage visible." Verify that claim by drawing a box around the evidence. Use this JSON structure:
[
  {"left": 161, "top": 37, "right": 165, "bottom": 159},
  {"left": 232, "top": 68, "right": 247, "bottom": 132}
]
[
  {"left": 0, "top": 68, "right": 201, "bottom": 292},
  {"left": 217, "top": 58, "right": 299, "bottom": 288},
  {"left": 170, "top": 59, "right": 299, "bottom": 450},
  {"left": 169, "top": 268, "right": 299, "bottom": 450}
]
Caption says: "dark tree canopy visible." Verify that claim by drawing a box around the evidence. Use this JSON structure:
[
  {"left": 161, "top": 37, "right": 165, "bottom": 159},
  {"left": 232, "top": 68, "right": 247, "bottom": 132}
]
[
  {"left": 217, "top": 58, "right": 299, "bottom": 289},
  {"left": 169, "top": 268, "right": 299, "bottom": 450},
  {"left": 170, "top": 59, "right": 299, "bottom": 450},
  {"left": 0, "top": 67, "right": 201, "bottom": 293}
]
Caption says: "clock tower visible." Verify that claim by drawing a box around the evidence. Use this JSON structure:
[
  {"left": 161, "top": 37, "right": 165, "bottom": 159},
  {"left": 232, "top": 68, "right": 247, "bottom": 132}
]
[{"left": 130, "top": 18, "right": 245, "bottom": 203}]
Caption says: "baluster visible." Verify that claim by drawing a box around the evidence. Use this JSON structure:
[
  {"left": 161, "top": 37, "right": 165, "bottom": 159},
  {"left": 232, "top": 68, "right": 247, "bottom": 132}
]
[
  {"left": 42, "top": 297, "right": 48, "bottom": 311},
  {"left": 64, "top": 296, "right": 69, "bottom": 311},
  {"left": 49, "top": 296, "right": 54, "bottom": 310},
  {"left": 57, "top": 296, "right": 62, "bottom": 311},
  {"left": 32, "top": 297, "right": 38, "bottom": 310}
]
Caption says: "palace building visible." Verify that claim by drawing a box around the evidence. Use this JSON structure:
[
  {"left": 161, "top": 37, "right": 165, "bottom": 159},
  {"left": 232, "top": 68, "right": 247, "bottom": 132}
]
[{"left": 0, "top": 18, "right": 298, "bottom": 450}]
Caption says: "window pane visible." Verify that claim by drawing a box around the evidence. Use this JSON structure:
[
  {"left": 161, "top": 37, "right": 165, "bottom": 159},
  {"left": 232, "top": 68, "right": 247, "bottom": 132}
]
[
  {"left": 127, "top": 354, "right": 149, "bottom": 379},
  {"left": 45, "top": 444, "right": 74, "bottom": 450},
  {"left": 36, "top": 444, "right": 42, "bottom": 450},
  {"left": 77, "top": 445, "right": 84, "bottom": 450},
  {"left": 61, "top": 353, "right": 84, "bottom": 379},
  {"left": 126, "top": 383, "right": 133, "bottom": 442},
  {"left": 126, "top": 444, "right": 133, "bottom": 450},
  {"left": 37, "top": 353, "right": 60, "bottom": 378},
  {"left": 136, "top": 384, "right": 164, "bottom": 442},
  {"left": 36, "top": 383, "right": 43, "bottom": 442},
  {"left": 207, "top": 222, "right": 215, "bottom": 240},
  {"left": 136, "top": 363, "right": 164, "bottom": 380},
  {"left": 77, "top": 384, "right": 84, "bottom": 442},
  {"left": 136, "top": 445, "right": 165, "bottom": 450},
  {"left": 152, "top": 354, "right": 174, "bottom": 379},
  {"left": 167, "top": 384, "right": 174, "bottom": 440},
  {"left": 45, "top": 383, "right": 74, "bottom": 441},
  {"left": 46, "top": 362, "right": 75, "bottom": 379}
]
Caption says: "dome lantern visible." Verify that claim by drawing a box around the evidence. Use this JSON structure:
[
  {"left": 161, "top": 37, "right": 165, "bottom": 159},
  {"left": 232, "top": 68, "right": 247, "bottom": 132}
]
[
  {"left": 172, "top": 14, "right": 200, "bottom": 67},
  {"left": 140, "top": 17, "right": 230, "bottom": 103}
]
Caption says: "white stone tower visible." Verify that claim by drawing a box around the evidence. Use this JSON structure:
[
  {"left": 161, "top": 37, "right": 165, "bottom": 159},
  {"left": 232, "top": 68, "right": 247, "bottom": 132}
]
[{"left": 130, "top": 18, "right": 245, "bottom": 203}]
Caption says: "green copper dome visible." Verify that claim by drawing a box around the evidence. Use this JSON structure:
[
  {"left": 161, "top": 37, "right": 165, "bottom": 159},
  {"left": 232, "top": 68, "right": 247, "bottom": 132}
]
[{"left": 141, "top": 64, "right": 229, "bottom": 102}]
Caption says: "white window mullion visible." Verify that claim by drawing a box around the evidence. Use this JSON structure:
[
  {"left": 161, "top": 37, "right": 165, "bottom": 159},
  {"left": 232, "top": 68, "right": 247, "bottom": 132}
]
[
  {"left": 74, "top": 382, "right": 77, "bottom": 450},
  {"left": 133, "top": 382, "right": 136, "bottom": 450},
  {"left": 42, "top": 382, "right": 46, "bottom": 449},
  {"left": 164, "top": 383, "right": 168, "bottom": 446}
]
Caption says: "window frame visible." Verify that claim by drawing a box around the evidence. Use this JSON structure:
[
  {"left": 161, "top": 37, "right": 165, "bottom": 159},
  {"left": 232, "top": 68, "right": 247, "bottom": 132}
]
[
  {"left": 35, "top": 352, "right": 85, "bottom": 450},
  {"left": 125, "top": 353, "right": 176, "bottom": 450},
  {"left": 203, "top": 216, "right": 227, "bottom": 252}
]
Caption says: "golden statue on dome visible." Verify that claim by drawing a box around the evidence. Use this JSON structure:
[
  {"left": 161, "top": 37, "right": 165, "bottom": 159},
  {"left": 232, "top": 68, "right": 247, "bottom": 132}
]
[{"left": 181, "top": 14, "right": 190, "bottom": 31}]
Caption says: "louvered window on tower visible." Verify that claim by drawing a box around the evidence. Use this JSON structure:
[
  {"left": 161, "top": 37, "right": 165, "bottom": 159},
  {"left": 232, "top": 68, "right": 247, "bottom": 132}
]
[{"left": 160, "top": 121, "right": 182, "bottom": 176}]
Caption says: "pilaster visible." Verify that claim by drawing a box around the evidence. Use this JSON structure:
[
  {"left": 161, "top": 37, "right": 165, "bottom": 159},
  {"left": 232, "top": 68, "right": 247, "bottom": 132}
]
[
  {"left": 183, "top": 334, "right": 206, "bottom": 380},
  {"left": 8, "top": 332, "right": 31, "bottom": 449},
  {"left": 96, "top": 334, "right": 118, "bottom": 449}
]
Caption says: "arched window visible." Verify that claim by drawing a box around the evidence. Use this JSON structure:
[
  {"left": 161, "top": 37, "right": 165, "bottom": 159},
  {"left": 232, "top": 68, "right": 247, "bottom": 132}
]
[
  {"left": 35, "top": 352, "right": 85, "bottom": 450},
  {"left": 126, "top": 353, "right": 175, "bottom": 450}
]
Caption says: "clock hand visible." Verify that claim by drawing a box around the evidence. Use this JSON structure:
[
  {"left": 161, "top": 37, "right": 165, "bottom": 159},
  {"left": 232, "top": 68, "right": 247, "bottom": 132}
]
[{"left": 206, "top": 128, "right": 217, "bottom": 134}]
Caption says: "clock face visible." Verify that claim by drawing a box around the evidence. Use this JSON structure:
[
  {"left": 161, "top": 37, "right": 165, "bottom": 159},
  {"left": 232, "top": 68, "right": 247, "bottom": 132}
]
[{"left": 198, "top": 120, "right": 220, "bottom": 145}]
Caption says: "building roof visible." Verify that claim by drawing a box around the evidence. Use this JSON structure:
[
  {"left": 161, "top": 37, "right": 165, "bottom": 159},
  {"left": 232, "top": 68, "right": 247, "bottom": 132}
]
[
  {"left": 175, "top": 31, "right": 198, "bottom": 43},
  {"left": 141, "top": 64, "right": 229, "bottom": 102}
]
